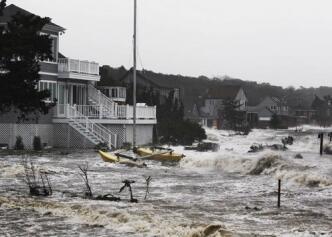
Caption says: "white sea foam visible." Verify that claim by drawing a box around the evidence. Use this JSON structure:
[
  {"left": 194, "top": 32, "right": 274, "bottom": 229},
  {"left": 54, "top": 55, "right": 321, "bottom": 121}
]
[
  {"left": 0, "top": 196, "right": 231, "bottom": 237},
  {"left": 177, "top": 127, "right": 332, "bottom": 188}
]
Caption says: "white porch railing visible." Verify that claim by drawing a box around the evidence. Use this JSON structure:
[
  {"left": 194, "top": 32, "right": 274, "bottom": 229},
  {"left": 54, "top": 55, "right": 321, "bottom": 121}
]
[
  {"left": 117, "top": 105, "right": 157, "bottom": 119},
  {"left": 99, "top": 87, "right": 126, "bottom": 102},
  {"left": 88, "top": 84, "right": 117, "bottom": 118},
  {"left": 58, "top": 58, "right": 99, "bottom": 75},
  {"left": 56, "top": 104, "right": 156, "bottom": 120},
  {"left": 66, "top": 104, "right": 117, "bottom": 148},
  {"left": 70, "top": 104, "right": 156, "bottom": 120}
]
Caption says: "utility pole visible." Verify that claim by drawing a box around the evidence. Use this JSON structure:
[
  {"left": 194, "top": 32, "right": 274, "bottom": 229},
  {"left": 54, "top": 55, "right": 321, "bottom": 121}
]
[{"left": 132, "top": 0, "right": 137, "bottom": 148}]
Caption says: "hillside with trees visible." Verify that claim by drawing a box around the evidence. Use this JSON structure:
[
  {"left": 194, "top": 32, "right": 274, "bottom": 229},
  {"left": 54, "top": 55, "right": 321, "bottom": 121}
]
[{"left": 100, "top": 65, "right": 332, "bottom": 111}]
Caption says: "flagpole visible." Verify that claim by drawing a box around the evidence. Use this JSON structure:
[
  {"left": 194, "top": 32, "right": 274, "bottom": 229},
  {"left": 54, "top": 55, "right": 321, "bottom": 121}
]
[{"left": 133, "top": 0, "right": 137, "bottom": 148}]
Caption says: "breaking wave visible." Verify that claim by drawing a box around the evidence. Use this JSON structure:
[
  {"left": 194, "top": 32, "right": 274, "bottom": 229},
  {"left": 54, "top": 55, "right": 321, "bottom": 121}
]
[
  {"left": 181, "top": 151, "right": 332, "bottom": 188},
  {"left": 0, "top": 196, "right": 233, "bottom": 237}
]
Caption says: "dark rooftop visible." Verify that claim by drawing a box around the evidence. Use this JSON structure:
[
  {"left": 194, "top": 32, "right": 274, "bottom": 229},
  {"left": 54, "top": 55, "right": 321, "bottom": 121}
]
[
  {"left": 206, "top": 85, "right": 242, "bottom": 100},
  {"left": 0, "top": 4, "right": 65, "bottom": 32}
]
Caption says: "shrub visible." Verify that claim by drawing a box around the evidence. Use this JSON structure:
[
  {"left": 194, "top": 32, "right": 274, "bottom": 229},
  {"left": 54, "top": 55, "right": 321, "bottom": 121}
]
[
  {"left": 14, "top": 136, "right": 25, "bottom": 150},
  {"left": 33, "top": 136, "right": 43, "bottom": 151},
  {"left": 158, "top": 119, "right": 207, "bottom": 146},
  {"left": 121, "top": 142, "right": 132, "bottom": 150},
  {"left": 94, "top": 142, "right": 109, "bottom": 151},
  {"left": 270, "top": 114, "right": 281, "bottom": 129}
]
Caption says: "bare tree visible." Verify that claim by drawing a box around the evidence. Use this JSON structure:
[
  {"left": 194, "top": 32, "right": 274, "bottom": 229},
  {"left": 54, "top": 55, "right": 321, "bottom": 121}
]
[
  {"left": 78, "top": 163, "right": 93, "bottom": 198},
  {"left": 21, "top": 156, "right": 52, "bottom": 196}
]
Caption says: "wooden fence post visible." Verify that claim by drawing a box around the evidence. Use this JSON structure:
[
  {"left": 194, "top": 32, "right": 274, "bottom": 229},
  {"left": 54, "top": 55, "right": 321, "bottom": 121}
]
[
  {"left": 277, "top": 179, "right": 281, "bottom": 208},
  {"left": 318, "top": 133, "right": 324, "bottom": 155}
]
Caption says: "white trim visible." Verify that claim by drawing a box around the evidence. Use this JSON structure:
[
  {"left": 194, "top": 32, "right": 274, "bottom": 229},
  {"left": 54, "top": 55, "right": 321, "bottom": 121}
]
[
  {"left": 58, "top": 72, "right": 100, "bottom": 81},
  {"left": 41, "top": 60, "right": 58, "bottom": 65},
  {"left": 259, "top": 117, "right": 271, "bottom": 121},
  {"left": 52, "top": 118, "right": 157, "bottom": 125},
  {"left": 39, "top": 79, "right": 58, "bottom": 83},
  {"left": 39, "top": 71, "right": 58, "bottom": 76},
  {"left": 40, "top": 32, "right": 58, "bottom": 37}
]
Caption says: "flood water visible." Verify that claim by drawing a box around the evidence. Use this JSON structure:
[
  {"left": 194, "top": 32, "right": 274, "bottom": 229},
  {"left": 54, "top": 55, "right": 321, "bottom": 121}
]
[{"left": 0, "top": 126, "right": 331, "bottom": 237}]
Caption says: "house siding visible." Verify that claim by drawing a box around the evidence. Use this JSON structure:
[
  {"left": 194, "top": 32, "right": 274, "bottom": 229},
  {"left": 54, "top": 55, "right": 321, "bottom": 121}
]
[
  {"left": 125, "top": 124, "right": 153, "bottom": 146},
  {"left": 40, "top": 62, "right": 58, "bottom": 74},
  {"left": 40, "top": 74, "right": 58, "bottom": 81}
]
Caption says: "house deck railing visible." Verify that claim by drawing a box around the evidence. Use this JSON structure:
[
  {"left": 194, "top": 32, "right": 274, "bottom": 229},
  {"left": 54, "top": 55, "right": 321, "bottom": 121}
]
[
  {"left": 66, "top": 104, "right": 117, "bottom": 148},
  {"left": 55, "top": 104, "right": 156, "bottom": 120},
  {"left": 58, "top": 58, "right": 99, "bottom": 75}
]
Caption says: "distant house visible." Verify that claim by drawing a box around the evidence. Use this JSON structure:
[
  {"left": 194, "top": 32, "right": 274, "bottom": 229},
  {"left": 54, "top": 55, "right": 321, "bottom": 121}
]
[
  {"left": 98, "top": 67, "right": 181, "bottom": 103},
  {"left": 194, "top": 86, "right": 247, "bottom": 128},
  {"left": 247, "top": 97, "right": 290, "bottom": 128},
  {"left": 0, "top": 4, "right": 157, "bottom": 149},
  {"left": 292, "top": 108, "right": 316, "bottom": 124}
]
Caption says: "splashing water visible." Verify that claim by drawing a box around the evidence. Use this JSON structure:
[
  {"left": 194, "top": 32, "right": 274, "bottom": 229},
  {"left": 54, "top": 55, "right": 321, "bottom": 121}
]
[{"left": 0, "top": 128, "right": 331, "bottom": 236}]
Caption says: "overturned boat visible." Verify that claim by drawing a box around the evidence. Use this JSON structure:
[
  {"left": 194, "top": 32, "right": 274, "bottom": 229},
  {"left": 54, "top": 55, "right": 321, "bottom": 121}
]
[
  {"left": 98, "top": 150, "right": 146, "bottom": 168},
  {"left": 135, "top": 147, "right": 185, "bottom": 162}
]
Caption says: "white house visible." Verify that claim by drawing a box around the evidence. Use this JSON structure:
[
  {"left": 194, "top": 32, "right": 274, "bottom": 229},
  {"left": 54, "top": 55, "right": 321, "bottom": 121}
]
[
  {"left": 0, "top": 4, "right": 157, "bottom": 149},
  {"left": 197, "top": 86, "right": 248, "bottom": 128}
]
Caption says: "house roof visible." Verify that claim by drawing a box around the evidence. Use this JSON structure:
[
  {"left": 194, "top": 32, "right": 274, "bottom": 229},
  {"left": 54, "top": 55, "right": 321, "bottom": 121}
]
[
  {"left": 122, "top": 68, "right": 181, "bottom": 89},
  {"left": 58, "top": 52, "right": 66, "bottom": 59},
  {"left": 206, "top": 85, "right": 242, "bottom": 100},
  {"left": 99, "top": 66, "right": 180, "bottom": 89},
  {"left": 0, "top": 4, "right": 65, "bottom": 32}
]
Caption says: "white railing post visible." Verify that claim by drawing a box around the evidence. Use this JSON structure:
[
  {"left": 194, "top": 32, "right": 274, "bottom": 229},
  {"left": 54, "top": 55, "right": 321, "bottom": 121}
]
[
  {"left": 99, "top": 104, "right": 103, "bottom": 119},
  {"left": 67, "top": 58, "right": 70, "bottom": 72},
  {"left": 114, "top": 103, "right": 118, "bottom": 118},
  {"left": 85, "top": 117, "right": 88, "bottom": 132},
  {"left": 73, "top": 104, "right": 77, "bottom": 118},
  {"left": 98, "top": 90, "right": 101, "bottom": 104},
  {"left": 126, "top": 104, "right": 130, "bottom": 119},
  {"left": 66, "top": 104, "right": 70, "bottom": 118}
]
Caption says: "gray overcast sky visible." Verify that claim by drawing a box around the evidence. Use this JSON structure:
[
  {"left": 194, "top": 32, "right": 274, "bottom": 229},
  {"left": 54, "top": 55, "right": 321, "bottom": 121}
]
[{"left": 9, "top": 0, "right": 332, "bottom": 88}]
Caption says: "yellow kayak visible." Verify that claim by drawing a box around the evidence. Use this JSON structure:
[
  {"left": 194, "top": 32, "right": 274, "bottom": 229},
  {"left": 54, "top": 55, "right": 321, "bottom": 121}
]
[
  {"left": 136, "top": 147, "right": 185, "bottom": 162},
  {"left": 98, "top": 150, "right": 146, "bottom": 168}
]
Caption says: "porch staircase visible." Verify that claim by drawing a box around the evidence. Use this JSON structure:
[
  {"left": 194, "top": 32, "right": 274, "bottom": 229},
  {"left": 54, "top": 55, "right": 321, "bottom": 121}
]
[
  {"left": 66, "top": 104, "right": 117, "bottom": 148},
  {"left": 87, "top": 84, "right": 118, "bottom": 118}
]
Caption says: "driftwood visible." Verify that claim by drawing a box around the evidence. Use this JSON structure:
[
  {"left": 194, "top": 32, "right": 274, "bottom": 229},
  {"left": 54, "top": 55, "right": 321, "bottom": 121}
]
[
  {"left": 95, "top": 194, "right": 121, "bottom": 201},
  {"left": 248, "top": 136, "right": 294, "bottom": 153},
  {"left": 282, "top": 136, "right": 294, "bottom": 147},
  {"left": 185, "top": 142, "right": 220, "bottom": 152},
  {"left": 248, "top": 143, "right": 264, "bottom": 153},
  {"left": 119, "top": 179, "right": 138, "bottom": 203},
  {"left": 144, "top": 176, "right": 152, "bottom": 200}
]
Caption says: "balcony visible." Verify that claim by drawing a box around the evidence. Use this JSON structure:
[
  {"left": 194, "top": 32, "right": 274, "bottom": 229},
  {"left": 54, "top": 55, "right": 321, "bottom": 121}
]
[
  {"left": 99, "top": 86, "right": 127, "bottom": 102},
  {"left": 54, "top": 104, "right": 157, "bottom": 124},
  {"left": 58, "top": 58, "right": 100, "bottom": 81}
]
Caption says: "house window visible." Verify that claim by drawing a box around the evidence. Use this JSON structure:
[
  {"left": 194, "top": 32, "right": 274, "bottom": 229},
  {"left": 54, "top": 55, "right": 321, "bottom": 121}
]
[
  {"left": 119, "top": 88, "right": 126, "bottom": 98},
  {"left": 38, "top": 81, "right": 57, "bottom": 101},
  {"left": 72, "top": 84, "right": 86, "bottom": 105},
  {"left": 51, "top": 37, "right": 58, "bottom": 62},
  {"left": 111, "top": 88, "right": 118, "bottom": 98}
]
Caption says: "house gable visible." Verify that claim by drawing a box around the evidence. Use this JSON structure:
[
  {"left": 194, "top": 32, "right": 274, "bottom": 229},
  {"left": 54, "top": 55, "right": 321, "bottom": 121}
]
[{"left": 0, "top": 4, "right": 65, "bottom": 34}]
